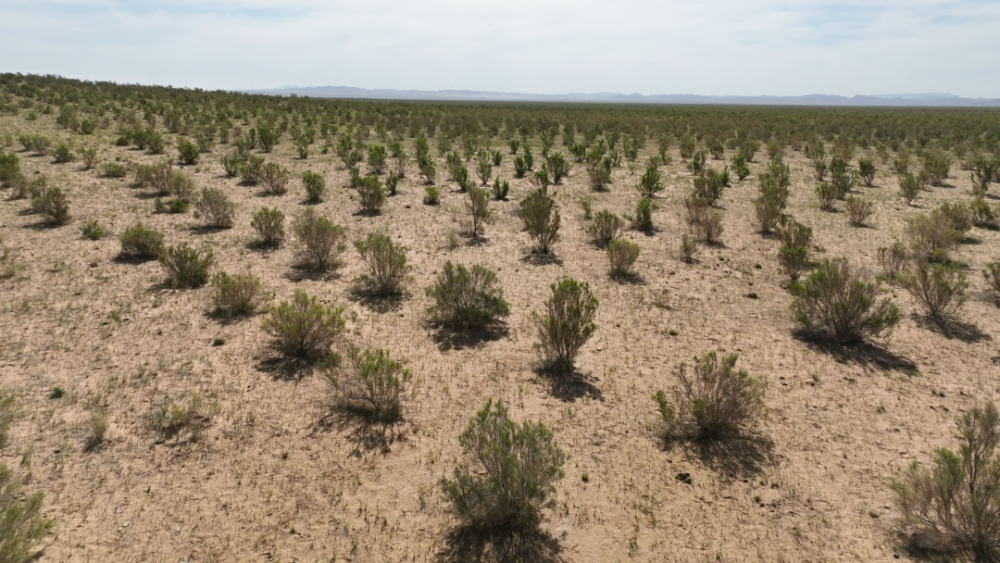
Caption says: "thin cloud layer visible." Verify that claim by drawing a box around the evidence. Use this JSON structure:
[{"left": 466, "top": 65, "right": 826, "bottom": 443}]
[{"left": 1, "top": 0, "right": 997, "bottom": 97}]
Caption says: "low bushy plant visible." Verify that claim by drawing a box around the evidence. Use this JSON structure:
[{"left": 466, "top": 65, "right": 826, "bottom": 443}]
[
  {"left": 0, "top": 464, "right": 53, "bottom": 563},
  {"left": 262, "top": 290, "right": 346, "bottom": 359},
  {"left": 587, "top": 210, "right": 624, "bottom": 247},
  {"left": 357, "top": 175, "right": 386, "bottom": 214},
  {"left": 81, "top": 220, "right": 108, "bottom": 240},
  {"left": 877, "top": 241, "right": 908, "bottom": 282},
  {"left": 118, "top": 222, "right": 164, "bottom": 260},
  {"left": 467, "top": 186, "right": 491, "bottom": 238},
  {"left": 632, "top": 197, "right": 657, "bottom": 232},
  {"left": 845, "top": 195, "right": 873, "bottom": 226},
  {"left": 323, "top": 344, "right": 410, "bottom": 423},
  {"left": 425, "top": 261, "right": 510, "bottom": 330},
  {"left": 210, "top": 271, "right": 270, "bottom": 317},
  {"left": 984, "top": 260, "right": 1000, "bottom": 304},
  {"left": 533, "top": 278, "right": 598, "bottom": 372},
  {"left": 520, "top": 189, "right": 560, "bottom": 254},
  {"left": 607, "top": 239, "right": 640, "bottom": 277},
  {"left": 292, "top": 209, "right": 346, "bottom": 271},
  {"left": 31, "top": 186, "right": 70, "bottom": 225},
  {"left": 195, "top": 188, "right": 236, "bottom": 228},
  {"left": 777, "top": 219, "right": 812, "bottom": 281},
  {"left": 636, "top": 165, "right": 663, "bottom": 197},
  {"left": 354, "top": 231, "right": 410, "bottom": 295},
  {"left": 177, "top": 139, "right": 199, "bottom": 165},
  {"left": 902, "top": 260, "right": 967, "bottom": 324},
  {"left": 251, "top": 207, "right": 285, "bottom": 247},
  {"left": 241, "top": 155, "right": 267, "bottom": 185},
  {"left": 259, "top": 162, "right": 290, "bottom": 195},
  {"left": 301, "top": 170, "right": 326, "bottom": 202},
  {"left": 423, "top": 186, "right": 440, "bottom": 205},
  {"left": 159, "top": 243, "right": 213, "bottom": 288}
]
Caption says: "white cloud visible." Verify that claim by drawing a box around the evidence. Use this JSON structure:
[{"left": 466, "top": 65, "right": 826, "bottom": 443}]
[{"left": 1, "top": 0, "right": 997, "bottom": 97}]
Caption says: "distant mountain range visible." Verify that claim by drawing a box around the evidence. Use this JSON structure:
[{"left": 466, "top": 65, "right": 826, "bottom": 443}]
[{"left": 242, "top": 86, "right": 1000, "bottom": 107}]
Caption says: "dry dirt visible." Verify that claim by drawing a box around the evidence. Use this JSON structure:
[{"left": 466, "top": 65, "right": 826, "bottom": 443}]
[{"left": 1, "top": 116, "right": 999, "bottom": 563}]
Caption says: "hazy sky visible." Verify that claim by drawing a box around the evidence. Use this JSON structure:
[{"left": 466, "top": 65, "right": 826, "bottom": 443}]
[{"left": 2, "top": 0, "right": 998, "bottom": 97}]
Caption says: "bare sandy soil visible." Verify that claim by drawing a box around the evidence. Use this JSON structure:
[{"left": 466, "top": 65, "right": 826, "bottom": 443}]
[{"left": 1, "top": 114, "right": 999, "bottom": 563}]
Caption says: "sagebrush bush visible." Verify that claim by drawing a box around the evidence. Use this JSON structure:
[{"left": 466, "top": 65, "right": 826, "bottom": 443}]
[
  {"left": 80, "top": 220, "right": 107, "bottom": 240},
  {"left": 653, "top": 351, "right": 765, "bottom": 441},
  {"left": 731, "top": 152, "right": 751, "bottom": 181},
  {"left": 680, "top": 234, "right": 698, "bottom": 263},
  {"left": 607, "top": 238, "right": 640, "bottom": 277},
  {"left": 323, "top": 344, "right": 410, "bottom": 423},
  {"left": 520, "top": 189, "right": 560, "bottom": 254},
  {"left": 220, "top": 151, "right": 244, "bottom": 178},
  {"left": 301, "top": 170, "right": 326, "bottom": 202},
  {"left": 857, "top": 158, "right": 876, "bottom": 186},
  {"left": 691, "top": 206, "right": 724, "bottom": 244},
  {"left": 262, "top": 290, "right": 345, "bottom": 359},
  {"left": 985, "top": 260, "right": 1000, "bottom": 304},
  {"left": 367, "top": 144, "right": 387, "bottom": 174},
  {"left": 790, "top": 258, "right": 900, "bottom": 344},
  {"left": 239, "top": 155, "right": 265, "bottom": 185},
  {"left": 921, "top": 150, "right": 951, "bottom": 186},
  {"left": 99, "top": 162, "right": 127, "bottom": 179},
  {"left": 146, "top": 391, "right": 219, "bottom": 442},
  {"left": 475, "top": 150, "right": 493, "bottom": 186},
  {"left": 0, "top": 151, "right": 22, "bottom": 187},
  {"left": 159, "top": 243, "right": 213, "bottom": 288},
  {"left": 118, "top": 222, "right": 164, "bottom": 260},
  {"left": 466, "top": 186, "right": 492, "bottom": 238},
  {"left": 52, "top": 142, "right": 74, "bottom": 164},
  {"left": 636, "top": 165, "right": 663, "bottom": 197},
  {"left": 903, "top": 260, "right": 967, "bottom": 324},
  {"left": 354, "top": 231, "right": 410, "bottom": 295},
  {"left": 177, "top": 139, "right": 199, "bottom": 165},
  {"left": 292, "top": 209, "right": 346, "bottom": 271},
  {"left": 877, "top": 241, "right": 908, "bottom": 281},
  {"left": 195, "top": 188, "right": 235, "bottom": 228},
  {"left": 210, "top": 271, "right": 270, "bottom": 317},
  {"left": 491, "top": 177, "right": 509, "bottom": 200},
  {"left": 251, "top": 207, "right": 285, "bottom": 247},
  {"left": 970, "top": 197, "right": 999, "bottom": 229},
  {"left": 423, "top": 185, "right": 440, "bottom": 205},
  {"left": 425, "top": 261, "right": 510, "bottom": 330},
  {"left": 816, "top": 181, "right": 838, "bottom": 211},
  {"left": 357, "top": 175, "right": 386, "bottom": 214},
  {"left": 906, "top": 210, "right": 960, "bottom": 262},
  {"left": 893, "top": 403, "right": 1000, "bottom": 562},
  {"left": 0, "top": 464, "right": 53, "bottom": 563},
  {"left": 79, "top": 146, "right": 99, "bottom": 169},
  {"left": 533, "top": 277, "right": 598, "bottom": 372},
  {"left": 845, "top": 195, "right": 873, "bottom": 226},
  {"left": 259, "top": 162, "right": 290, "bottom": 195},
  {"left": 546, "top": 152, "right": 569, "bottom": 184},
  {"left": 777, "top": 219, "right": 812, "bottom": 281},
  {"left": 440, "top": 398, "right": 566, "bottom": 532},
  {"left": 31, "top": 186, "right": 70, "bottom": 225},
  {"left": 632, "top": 197, "right": 657, "bottom": 232},
  {"left": 971, "top": 157, "right": 995, "bottom": 197},
  {"left": 386, "top": 172, "right": 400, "bottom": 196},
  {"left": 587, "top": 209, "right": 624, "bottom": 247}
]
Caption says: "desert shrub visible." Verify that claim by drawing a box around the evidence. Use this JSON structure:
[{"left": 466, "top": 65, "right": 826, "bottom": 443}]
[
  {"left": 653, "top": 351, "right": 765, "bottom": 441},
  {"left": 680, "top": 234, "right": 698, "bottom": 263},
  {"left": 418, "top": 156, "right": 437, "bottom": 184},
  {"left": 354, "top": 231, "right": 410, "bottom": 296},
  {"left": 475, "top": 150, "right": 493, "bottom": 186},
  {"left": 259, "top": 162, "right": 290, "bottom": 195},
  {"left": 0, "top": 392, "right": 15, "bottom": 449},
  {"left": 0, "top": 464, "right": 53, "bottom": 563},
  {"left": 367, "top": 144, "right": 387, "bottom": 174},
  {"left": 467, "top": 186, "right": 491, "bottom": 238},
  {"left": 877, "top": 241, "right": 908, "bottom": 281},
  {"left": 491, "top": 177, "right": 509, "bottom": 200},
  {"left": 262, "top": 290, "right": 345, "bottom": 359},
  {"left": 845, "top": 196, "right": 873, "bottom": 226},
  {"left": 692, "top": 175, "right": 724, "bottom": 206},
  {"left": 578, "top": 195, "right": 594, "bottom": 220},
  {"left": 159, "top": 243, "right": 213, "bottom": 288},
  {"left": 491, "top": 149, "right": 502, "bottom": 166},
  {"left": 520, "top": 189, "right": 560, "bottom": 254},
  {"left": 440, "top": 398, "right": 566, "bottom": 533},
  {"left": 164, "top": 170, "right": 195, "bottom": 201},
  {"left": 533, "top": 278, "right": 598, "bottom": 372},
  {"left": 902, "top": 260, "right": 967, "bottom": 324},
  {"left": 52, "top": 142, "right": 75, "bottom": 164},
  {"left": 134, "top": 161, "right": 172, "bottom": 192},
  {"left": 857, "top": 158, "right": 876, "bottom": 186},
  {"left": 301, "top": 170, "right": 326, "bottom": 202},
  {"left": 452, "top": 165, "right": 471, "bottom": 191},
  {"left": 240, "top": 155, "right": 266, "bottom": 185},
  {"left": 79, "top": 146, "right": 99, "bottom": 169},
  {"left": 588, "top": 210, "right": 624, "bottom": 247},
  {"left": 970, "top": 197, "right": 999, "bottom": 229},
  {"left": 829, "top": 157, "right": 855, "bottom": 197},
  {"left": 893, "top": 155, "right": 910, "bottom": 175},
  {"left": 77, "top": 216, "right": 107, "bottom": 240},
  {"left": 146, "top": 391, "right": 219, "bottom": 442},
  {"left": 938, "top": 201, "right": 972, "bottom": 239},
  {"left": 921, "top": 150, "right": 951, "bottom": 186},
  {"left": 632, "top": 197, "right": 657, "bottom": 232},
  {"left": 31, "top": 186, "right": 70, "bottom": 225},
  {"left": 0, "top": 151, "right": 21, "bottom": 187},
  {"left": 118, "top": 222, "right": 163, "bottom": 260},
  {"left": 816, "top": 181, "right": 838, "bottom": 211},
  {"left": 348, "top": 166, "right": 363, "bottom": 189},
  {"left": 688, "top": 151, "right": 707, "bottom": 175},
  {"left": 636, "top": 165, "right": 663, "bottom": 197},
  {"left": 292, "top": 209, "right": 346, "bottom": 271},
  {"left": 790, "top": 258, "right": 900, "bottom": 344},
  {"left": 731, "top": 152, "right": 751, "bottom": 181},
  {"left": 508, "top": 139, "right": 520, "bottom": 154},
  {"left": 386, "top": 172, "right": 399, "bottom": 196},
  {"left": 893, "top": 403, "right": 1000, "bottom": 563},
  {"left": 906, "top": 211, "right": 960, "bottom": 262},
  {"left": 257, "top": 125, "right": 279, "bottom": 153},
  {"left": 587, "top": 158, "right": 613, "bottom": 191},
  {"left": 754, "top": 176, "right": 788, "bottom": 234},
  {"left": 777, "top": 219, "right": 812, "bottom": 281},
  {"left": 251, "top": 207, "right": 285, "bottom": 247},
  {"left": 899, "top": 172, "right": 921, "bottom": 204},
  {"left": 984, "top": 261, "right": 1000, "bottom": 304},
  {"left": 607, "top": 239, "right": 640, "bottom": 277},
  {"left": 691, "top": 207, "right": 724, "bottom": 244},
  {"left": 971, "top": 157, "right": 995, "bottom": 197},
  {"left": 357, "top": 175, "right": 386, "bottom": 214},
  {"left": 546, "top": 152, "right": 569, "bottom": 184},
  {"left": 84, "top": 410, "right": 108, "bottom": 452},
  {"left": 423, "top": 185, "right": 440, "bottom": 205},
  {"left": 514, "top": 155, "right": 527, "bottom": 178},
  {"left": 177, "top": 139, "right": 199, "bottom": 165},
  {"left": 220, "top": 151, "right": 244, "bottom": 177},
  {"left": 425, "top": 261, "right": 510, "bottom": 330},
  {"left": 323, "top": 344, "right": 410, "bottom": 423},
  {"left": 194, "top": 188, "right": 235, "bottom": 228},
  {"left": 210, "top": 271, "right": 270, "bottom": 317}
]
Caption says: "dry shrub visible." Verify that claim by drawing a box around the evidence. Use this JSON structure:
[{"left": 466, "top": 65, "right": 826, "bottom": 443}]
[
  {"left": 790, "top": 258, "right": 900, "bottom": 344},
  {"left": 210, "top": 271, "right": 271, "bottom": 317},
  {"left": 292, "top": 209, "right": 346, "bottom": 271},
  {"left": 607, "top": 238, "right": 640, "bottom": 277},
  {"left": 425, "top": 261, "right": 510, "bottom": 330},
  {"left": 466, "top": 186, "right": 491, "bottom": 238},
  {"left": 845, "top": 196, "right": 872, "bottom": 226},
  {"left": 877, "top": 241, "right": 908, "bottom": 282},
  {"left": 159, "top": 243, "right": 213, "bottom": 288},
  {"left": 520, "top": 189, "right": 560, "bottom": 254},
  {"left": 259, "top": 162, "right": 290, "bottom": 195},
  {"left": 902, "top": 260, "right": 967, "bottom": 324},
  {"left": 587, "top": 210, "right": 624, "bottom": 248},
  {"left": 262, "top": 290, "right": 346, "bottom": 359},
  {"left": 357, "top": 175, "right": 386, "bottom": 214},
  {"left": 251, "top": 207, "right": 285, "bottom": 247},
  {"left": 118, "top": 222, "right": 164, "bottom": 261},
  {"left": 0, "top": 464, "right": 53, "bottom": 562},
  {"left": 146, "top": 392, "right": 219, "bottom": 442},
  {"left": 906, "top": 210, "right": 960, "bottom": 263},
  {"left": 777, "top": 219, "right": 812, "bottom": 281},
  {"left": 680, "top": 234, "right": 698, "bottom": 263},
  {"left": 301, "top": 170, "right": 326, "bottom": 202},
  {"left": 323, "top": 344, "right": 410, "bottom": 423},
  {"left": 31, "top": 186, "right": 70, "bottom": 225},
  {"left": 354, "top": 231, "right": 410, "bottom": 296},
  {"left": 533, "top": 277, "right": 598, "bottom": 372},
  {"left": 195, "top": 187, "right": 235, "bottom": 228},
  {"left": 653, "top": 351, "right": 765, "bottom": 441}
]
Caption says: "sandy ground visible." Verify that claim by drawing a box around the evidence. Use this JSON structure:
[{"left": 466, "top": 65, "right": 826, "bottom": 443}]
[{"left": 1, "top": 113, "right": 999, "bottom": 563}]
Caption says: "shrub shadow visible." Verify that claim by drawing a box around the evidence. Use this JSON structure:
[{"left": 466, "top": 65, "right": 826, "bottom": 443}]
[
  {"left": 686, "top": 432, "right": 776, "bottom": 478},
  {"left": 912, "top": 313, "right": 991, "bottom": 343},
  {"left": 283, "top": 265, "right": 342, "bottom": 283},
  {"left": 534, "top": 366, "right": 603, "bottom": 402},
  {"left": 609, "top": 271, "right": 646, "bottom": 285},
  {"left": 438, "top": 526, "right": 564, "bottom": 563},
  {"left": 188, "top": 225, "right": 229, "bottom": 235},
  {"left": 255, "top": 355, "right": 321, "bottom": 380},
  {"left": 426, "top": 321, "right": 509, "bottom": 352},
  {"left": 792, "top": 332, "right": 918, "bottom": 373},
  {"left": 313, "top": 408, "right": 407, "bottom": 455},
  {"left": 347, "top": 287, "right": 406, "bottom": 314},
  {"left": 520, "top": 253, "right": 563, "bottom": 266}
]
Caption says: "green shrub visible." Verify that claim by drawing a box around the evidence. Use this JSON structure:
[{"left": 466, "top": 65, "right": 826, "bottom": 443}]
[
  {"left": 970, "top": 197, "right": 998, "bottom": 229},
  {"left": 452, "top": 165, "right": 471, "bottom": 192},
  {"left": 899, "top": 172, "right": 920, "bottom": 204},
  {"left": 514, "top": 155, "right": 527, "bottom": 178},
  {"left": 301, "top": 170, "right": 326, "bottom": 202},
  {"left": 195, "top": 187, "right": 236, "bottom": 228},
  {"left": 476, "top": 150, "right": 493, "bottom": 186},
  {"left": 177, "top": 139, "right": 199, "bottom": 165},
  {"left": 251, "top": 207, "right": 285, "bottom": 247},
  {"left": 31, "top": 186, "right": 70, "bottom": 225},
  {"left": 0, "top": 151, "right": 21, "bottom": 187},
  {"left": 653, "top": 351, "right": 765, "bottom": 441},
  {"left": 546, "top": 152, "right": 569, "bottom": 184},
  {"left": 877, "top": 241, "right": 908, "bottom": 282},
  {"left": 790, "top": 258, "right": 900, "bottom": 344},
  {"left": 259, "top": 162, "right": 290, "bottom": 195},
  {"left": 220, "top": 151, "right": 244, "bottom": 178},
  {"left": 210, "top": 271, "right": 270, "bottom": 317},
  {"left": 440, "top": 398, "right": 566, "bottom": 532},
  {"left": 52, "top": 142, "right": 75, "bottom": 164},
  {"left": 520, "top": 189, "right": 560, "bottom": 254},
  {"left": 533, "top": 278, "right": 598, "bottom": 372},
  {"left": 587, "top": 158, "right": 612, "bottom": 191},
  {"left": 902, "top": 260, "right": 967, "bottom": 324},
  {"left": 921, "top": 150, "right": 951, "bottom": 186},
  {"left": 262, "top": 290, "right": 345, "bottom": 359},
  {"left": 587, "top": 210, "right": 624, "bottom": 247},
  {"left": 893, "top": 156, "right": 910, "bottom": 175},
  {"left": 753, "top": 174, "right": 788, "bottom": 234},
  {"left": 607, "top": 239, "right": 640, "bottom": 277},
  {"left": 165, "top": 170, "right": 194, "bottom": 201},
  {"left": 118, "top": 222, "right": 164, "bottom": 260},
  {"left": 0, "top": 392, "right": 15, "bottom": 450},
  {"left": 692, "top": 174, "right": 724, "bottom": 206},
  {"left": 423, "top": 185, "right": 440, "bottom": 205},
  {"left": 680, "top": 234, "right": 698, "bottom": 263},
  {"left": 632, "top": 197, "right": 657, "bottom": 232},
  {"left": 257, "top": 125, "right": 279, "bottom": 152},
  {"left": 845, "top": 196, "right": 873, "bottom": 226},
  {"left": 636, "top": 165, "right": 663, "bottom": 197},
  {"left": 146, "top": 391, "right": 219, "bottom": 442},
  {"left": 777, "top": 219, "right": 812, "bottom": 281},
  {"left": 730, "top": 152, "right": 750, "bottom": 181},
  {"left": 95, "top": 161, "right": 125, "bottom": 180},
  {"left": 323, "top": 344, "right": 410, "bottom": 423},
  {"left": 357, "top": 175, "right": 386, "bottom": 214},
  {"left": 292, "top": 209, "right": 346, "bottom": 271},
  {"left": 906, "top": 211, "right": 960, "bottom": 262},
  {"left": 857, "top": 158, "right": 876, "bottom": 186},
  {"left": 984, "top": 260, "right": 1000, "bottom": 304},
  {"left": 971, "top": 157, "right": 995, "bottom": 197},
  {"left": 425, "top": 261, "right": 510, "bottom": 330},
  {"left": 386, "top": 172, "right": 399, "bottom": 196},
  {"left": 508, "top": 139, "right": 520, "bottom": 154},
  {"left": 937, "top": 201, "right": 972, "bottom": 239},
  {"left": 354, "top": 231, "right": 410, "bottom": 295},
  {"left": 491, "top": 177, "right": 509, "bottom": 200},
  {"left": 893, "top": 403, "right": 1000, "bottom": 563},
  {"left": 418, "top": 156, "right": 437, "bottom": 184},
  {"left": 159, "top": 243, "right": 213, "bottom": 288},
  {"left": 81, "top": 220, "right": 107, "bottom": 240},
  {"left": 0, "top": 464, "right": 53, "bottom": 563},
  {"left": 240, "top": 155, "right": 266, "bottom": 185},
  {"left": 466, "top": 186, "right": 491, "bottom": 238},
  {"left": 79, "top": 146, "right": 99, "bottom": 169},
  {"left": 829, "top": 157, "right": 855, "bottom": 197},
  {"left": 367, "top": 144, "right": 387, "bottom": 174}
]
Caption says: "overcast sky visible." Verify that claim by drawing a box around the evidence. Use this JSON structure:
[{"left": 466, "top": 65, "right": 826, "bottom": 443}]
[{"left": 2, "top": 0, "right": 998, "bottom": 98}]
